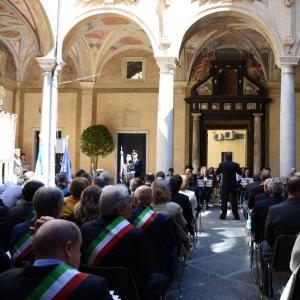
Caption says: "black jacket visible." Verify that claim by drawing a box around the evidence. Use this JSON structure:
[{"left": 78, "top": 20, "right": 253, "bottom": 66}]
[
  {"left": 129, "top": 206, "right": 177, "bottom": 277},
  {"left": 264, "top": 197, "right": 300, "bottom": 246},
  {"left": 170, "top": 192, "right": 193, "bottom": 234},
  {"left": 251, "top": 196, "right": 284, "bottom": 242},
  {"left": 0, "top": 264, "right": 112, "bottom": 300},
  {"left": 216, "top": 160, "right": 242, "bottom": 191}
]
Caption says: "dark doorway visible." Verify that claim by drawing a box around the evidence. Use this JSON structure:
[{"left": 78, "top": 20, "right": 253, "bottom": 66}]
[{"left": 117, "top": 133, "right": 146, "bottom": 183}]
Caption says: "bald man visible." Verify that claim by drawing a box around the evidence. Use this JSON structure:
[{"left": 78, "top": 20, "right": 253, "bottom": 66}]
[
  {"left": 0, "top": 219, "right": 112, "bottom": 300},
  {"left": 130, "top": 185, "right": 177, "bottom": 279}
]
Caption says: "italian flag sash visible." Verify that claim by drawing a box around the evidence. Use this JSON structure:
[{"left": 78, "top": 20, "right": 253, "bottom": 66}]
[
  {"left": 133, "top": 207, "right": 158, "bottom": 230},
  {"left": 26, "top": 264, "right": 89, "bottom": 300},
  {"left": 13, "top": 232, "right": 33, "bottom": 262},
  {"left": 26, "top": 209, "right": 36, "bottom": 222},
  {"left": 86, "top": 216, "right": 134, "bottom": 266}
]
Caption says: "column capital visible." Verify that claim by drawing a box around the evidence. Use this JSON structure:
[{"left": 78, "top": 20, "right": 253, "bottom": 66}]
[
  {"left": 191, "top": 113, "right": 201, "bottom": 119},
  {"left": 253, "top": 113, "right": 263, "bottom": 118},
  {"left": 155, "top": 56, "right": 176, "bottom": 74},
  {"left": 278, "top": 56, "right": 299, "bottom": 74},
  {"left": 36, "top": 56, "right": 64, "bottom": 73}
]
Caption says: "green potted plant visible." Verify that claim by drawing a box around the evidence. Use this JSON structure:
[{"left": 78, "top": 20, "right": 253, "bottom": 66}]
[{"left": 80, "top": 124, "right": 115, "bottom": 169}]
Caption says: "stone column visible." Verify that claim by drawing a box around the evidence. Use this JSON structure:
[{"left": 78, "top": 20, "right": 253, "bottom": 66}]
[
  {"left": 36, "top": 57, "right": 62, "bottom": 186},
  {"left": 192, "top": 113, "right": 201, "bottom": 173},
  {"left": 280, "top": 64, "right": 296, "bottom": 176},
  {"left": 155, "top": 57, "right": 176, "bottom": 173},
  {"left": 253, "top": 113, "right": 262, "bottom": 175},
  {"left": 79, "top": 82, "right": 94, "bottom": 171}
]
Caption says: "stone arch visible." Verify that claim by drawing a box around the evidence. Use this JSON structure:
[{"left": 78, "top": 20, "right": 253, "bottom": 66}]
[
  {"left": 173, "top": 6, "right": 282, "bottom": 63},
  {"left": 60, "top": 7, "right": 158, "bottom": 58},
  {"left": 26, "top": 0, "right": 54, "bottom": 55}
]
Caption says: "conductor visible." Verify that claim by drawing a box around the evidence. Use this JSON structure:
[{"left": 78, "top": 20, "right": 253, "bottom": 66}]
[{"left": 216, "top": 153, "right": 242, "bottom": 220}]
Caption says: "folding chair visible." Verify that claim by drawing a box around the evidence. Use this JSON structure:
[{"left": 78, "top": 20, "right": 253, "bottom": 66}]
[
  {"left": 79, "top": 265, "right": 141, "bottom": 300},
  {"left": 248, "top": 234, "right": 261, "bottom": 284},
  {"left": 264, "top": 234, "right": 297, "bottom": 300}
]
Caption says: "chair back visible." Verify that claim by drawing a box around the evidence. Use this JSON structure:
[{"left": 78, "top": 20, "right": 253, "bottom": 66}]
[
  {"left": 272, "top": 234, "right": 297, "bottom": 271},
  {"left": 79, "top": 265, "right": 141, "bottom": 300}
]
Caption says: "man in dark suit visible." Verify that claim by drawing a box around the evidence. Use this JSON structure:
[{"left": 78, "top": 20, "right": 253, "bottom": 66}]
[
  {"left": 251, "top": 178, "right": 284, "bottom": 242},
  {"left": 0, "top": 219, "right": 112, "bottom": 300},
  {"left": 169, "top": 175, "right": 194, "bottom": 234},
  {"left": 248, "top": 170, "right": 271, "bottom": 209},
  {"left": 130, "top": 185, "right": 177, "bottom": 278},
  {"left": 264, "top": 176, "right": 300, "bottom": 248},
  {"left": 81, "top": 185, "right": 168, "bottom": 300},
  {"left": 132, "top": 150, "right": 143, "bottom": 178},
  {"left": 216, "top": 153, "right": 242, "bottom": 220},
  {"left": 8, "top": 180, "right": 44, "bottom": 230}
]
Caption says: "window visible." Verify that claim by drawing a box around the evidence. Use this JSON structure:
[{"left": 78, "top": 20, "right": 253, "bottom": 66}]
[{"left": 124, "top": 57, "right": 145, "bottom": 80}]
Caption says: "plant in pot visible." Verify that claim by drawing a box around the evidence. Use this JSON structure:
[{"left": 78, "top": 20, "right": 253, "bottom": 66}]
[{"left": 80, "top": 124, "right": 115, "bottom": 170}]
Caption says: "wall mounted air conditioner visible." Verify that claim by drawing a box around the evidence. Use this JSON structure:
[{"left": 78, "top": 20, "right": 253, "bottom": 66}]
[
  {"left": 214, "top": 133, "right": 224, "bottom": 141},
  {"left": 224, "top": 130, "right": 235, "bottom": 140}
]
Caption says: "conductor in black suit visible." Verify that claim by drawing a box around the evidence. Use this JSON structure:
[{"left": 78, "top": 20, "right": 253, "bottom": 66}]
[{"left": 216, "top": 153, "right": 242, "bottom": 220}]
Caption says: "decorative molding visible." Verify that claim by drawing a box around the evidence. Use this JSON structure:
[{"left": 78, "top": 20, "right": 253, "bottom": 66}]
[
  {"left": 82, "top": 0, "right": 136, "bottom": 4},
  {"left": 191, "top": 0, "right": 258, "bottom": 3}
]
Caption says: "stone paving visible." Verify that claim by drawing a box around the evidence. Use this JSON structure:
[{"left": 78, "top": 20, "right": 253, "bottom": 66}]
[{"left": 166, "top": 207, "right": 261, "bottom": 300}]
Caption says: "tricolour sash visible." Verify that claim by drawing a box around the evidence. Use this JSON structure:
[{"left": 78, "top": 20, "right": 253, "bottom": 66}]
[
  {"left": 86, "top": 216, "right": 134, "bottom": 266},
  {"left": 133, "top": 207, "right": 158, "bottom": 230},
  {"left": 12, "top": 232, "right": 33, "bottom": 263},
  {"left": 26, "top": 264, "right": 89, "bottom": 300}
]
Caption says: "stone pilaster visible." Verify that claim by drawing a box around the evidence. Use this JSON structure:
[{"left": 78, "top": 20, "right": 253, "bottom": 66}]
[
  {"left": 192, "top": 113, "right": 201, "bottom": 173},
  {"left": 253, "top": 113, "right": 262, "bottom": 175}
]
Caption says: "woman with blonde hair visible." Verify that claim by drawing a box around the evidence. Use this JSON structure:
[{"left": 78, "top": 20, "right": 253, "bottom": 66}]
[
  {"left": 151, "top": 180, "right": 186, "bottom": 230},
  {"left": 198, "top": 166, "right": 213, "bottom": 209}
]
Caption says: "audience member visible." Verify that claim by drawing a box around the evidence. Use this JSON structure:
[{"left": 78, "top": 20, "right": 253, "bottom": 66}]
[
  {"left": 61, "top": 177, "right": 90, "bottom": 219},
  {"left": 156, "top": 171, "right": 169, "bottom": 186},
  {"left": 152, "top": 180, "right": 187, "bottom": 231},
  {"left": 0, "top": 219, "right": 112, "bottom": 300},
  {"left": 129, "top": 177, "right": 143, "bottom": 195},
  {"left": 8, "top": 180, "right": 44, "bottom": 229},
  {"left": 169, "top": 175, "right": 194, "bottom": 234},
  {"left": 81, "top": 184, "right": 168, "bottom": 300},
  {"left": 248, "top": 170, "right": 271, "bottom": 209},
  {"left": 75, "top": 169, "right": 87, "bottom": 178},
  {"left": 130, "top": 185, "right": 177, "bottom": 278},
  {"left": 180, "top": 175, "right": 197, "bottom": 215},
  {"left": 10, "top": 187, "right": 64, "bottom": 266},
  {"left": 81, "top": 172, "right": 93, "bottom": 185},
  {"left": 144, "top": 173, "right": 155, "bottom": 187},
  {"left": 55, "top": 172, "right": 70, "bottom": 196},
  {"left": 166, "top": 168, "right": 174, "bottom": 179},
  {"left": 251, "top": 178, "right": 284, "bottom": 242},
  {"left": 73, "top": 185, "right": 102, "bottom": 226}
]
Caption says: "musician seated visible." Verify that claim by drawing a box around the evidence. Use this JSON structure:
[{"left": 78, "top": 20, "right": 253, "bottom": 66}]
[
  {"left": 81, "top": 185, "right": 168, "bottom": 300},
  {"left": 197, "top": 167, "right": 213, "bottom": 209},
  {"left": 130, "top": 185, "right": 177, "bottom": 278},
  {"left": 0, "top": 219, "right": 112, "bottom": 300}
]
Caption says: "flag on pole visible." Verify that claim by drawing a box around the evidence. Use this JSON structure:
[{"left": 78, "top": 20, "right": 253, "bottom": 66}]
[
  {"left": 60, "top": 141, "right": 72, "bottom": 182},
  {"left": 119, "top": 145, "right": 124, "bottom": 183},
  {"left": 35, "top": 144, "right": 44, "bottom": 180}
]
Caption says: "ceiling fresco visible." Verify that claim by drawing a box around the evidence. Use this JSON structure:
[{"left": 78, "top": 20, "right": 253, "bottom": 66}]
[
  {"left": 0, "top": 0, "right": 40, "bottom": 81},
  {"left": 63, "top": 14, "right": 153, "bottom": 81},
  {"left": 181, "top": 13, "right": 274, "bottom": 82}
]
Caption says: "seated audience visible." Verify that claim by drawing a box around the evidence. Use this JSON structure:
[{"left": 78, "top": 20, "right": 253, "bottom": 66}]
[
  {"left": 156, "top": 171, "right": 169, "bottom": 187},
  {"left": 55, "top": 172, "right": 70, "bottom": 196},
  {"left": 129, "top": 177, "right": 143, "bottom": 195},
  {"left": 251, "top": 178, "right": 284, "bottom": 242},
  {"left": 180, "top": 175, "right": 197, "bottom": 215},
  {"left": 8, "top": 180, "right": 44, "bottom": 229},
  {"left": 130, "top": 185, "right": 177, "bottom": 278},
  {"left": 0, "top": 205, "right": 10, "bottom": 250},
  {"left": 263, "top": 175, "right": 300, "bottom": 250},
  {"left": 75, "top": 169, "right": 87, "bottom": 177},
  {"left": 0, "top": 219, "right": 112, "bottom": 300},
  {"left": 81, "top": 172, "right": 93, "bottom": 185},
  {"left": 151, "top": 180, "right": 187, "bottom": 231},
  {"left": 73, "top": 185, "right": 102, "bottom": 227},
  {"left": 169, "top": 175, "right": 193, "bottom": 234},
  {"left": 81, "top": 184, "right": 168, "bottom": 300},
  {"left": 61, "top": 177, "right": 90, "bottom": 219},
  {"left": 10, "top": 187, "right": 64, "bottom": 266},
  {"left": 248, "top": 170, "right": 271, "bottom": 209},
  {"left": 144, "top": 173, "right": 155, "bottom": 187},
  {"left": 166, "top": 168, "right": 174, "bottom": 180}
]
